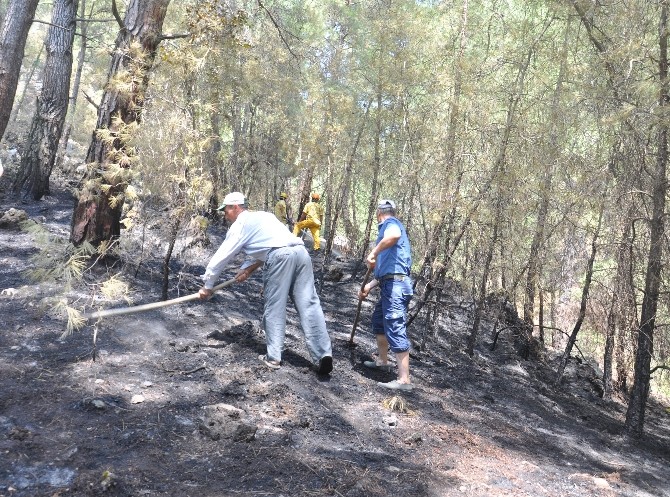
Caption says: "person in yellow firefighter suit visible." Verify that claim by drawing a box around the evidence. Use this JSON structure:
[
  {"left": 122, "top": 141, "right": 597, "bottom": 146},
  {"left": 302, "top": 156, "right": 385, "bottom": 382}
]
[
  {"left": 274, "top": 192, "right": 290, "bottom": 228},
  {"left": 293, "top": 192, "right": 325, "bottom": 250}
]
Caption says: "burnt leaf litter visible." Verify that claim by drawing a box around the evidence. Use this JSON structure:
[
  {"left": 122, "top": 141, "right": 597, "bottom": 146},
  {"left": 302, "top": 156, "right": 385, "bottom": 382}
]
[{"left": 0, "top": 178, "right": 669, "bottom": 497}]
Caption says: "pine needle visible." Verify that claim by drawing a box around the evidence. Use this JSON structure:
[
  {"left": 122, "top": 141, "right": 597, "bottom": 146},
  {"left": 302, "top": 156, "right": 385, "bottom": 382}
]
[
  {"left": 382, "top": 395, "right": 416, "bottom": 416},
  {"left": 100, "top": 275, "right": 131, "bottom": 302},
  {"left": 55, "top": 300, "right": 87, "bottom": 339}
]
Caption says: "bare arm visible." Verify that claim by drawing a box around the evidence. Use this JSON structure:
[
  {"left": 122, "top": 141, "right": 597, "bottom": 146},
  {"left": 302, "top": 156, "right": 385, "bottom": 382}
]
[
  {"left": 358, "top": 278, "right": 379, "bottom": 300},
  {"left": 366, "top": 233, "right": 401, "bottom": 266}
]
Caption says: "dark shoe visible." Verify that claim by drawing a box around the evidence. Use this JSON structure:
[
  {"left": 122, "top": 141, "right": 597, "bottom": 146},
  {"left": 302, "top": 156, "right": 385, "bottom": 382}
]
[
  {"left": 314, "top": 356, "right": 333, "bottom": 375},
  {"left": 258, "top": 354, "right": 281, "bottom": 369},
  {"left": 378, "top": 380, "right": 413, "bottom": 391},
  {"left": 363, "top": 360, "right": 392, "bottom": 372}
]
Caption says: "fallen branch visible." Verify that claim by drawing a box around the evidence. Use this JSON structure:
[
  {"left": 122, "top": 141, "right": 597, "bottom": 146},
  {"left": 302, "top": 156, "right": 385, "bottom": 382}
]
[{"left": 161, "top": 363, "right": 207, "bottom": 375}]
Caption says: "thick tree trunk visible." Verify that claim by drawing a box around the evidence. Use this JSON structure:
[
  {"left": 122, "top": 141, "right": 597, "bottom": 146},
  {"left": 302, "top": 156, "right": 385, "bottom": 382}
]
[
  {"left": 625, "top": 3, "right": 668, "bottom": 436},
  {"left": 0, "top": 0, "right": 40, "bottom": 141},
  {"left": 70, "top": 0, "right": 171, "bottom": 246},
  {"left": 538, "top": 288, "right": 544, "bottom": 345},
  {"left": 614, "top": 307, "right": 635, "bottom": 393},
  {"left": 14, "top": 0, "right": 79, "bottom": 200}
]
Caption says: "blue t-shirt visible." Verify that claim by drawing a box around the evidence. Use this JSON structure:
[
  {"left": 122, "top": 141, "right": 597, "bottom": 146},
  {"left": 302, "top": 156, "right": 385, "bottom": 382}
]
[{"left": 374, "top": 217, "right": 411, "bottom": 278}]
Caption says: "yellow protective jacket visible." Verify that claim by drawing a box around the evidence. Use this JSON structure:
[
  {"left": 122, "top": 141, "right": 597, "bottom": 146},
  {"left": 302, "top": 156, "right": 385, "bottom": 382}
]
[
  {"left": 303, "top": 201, "right": 324, "bottom": 226},
  {"left": 274, "top": 200, "right": 288, "bottom": 224}
]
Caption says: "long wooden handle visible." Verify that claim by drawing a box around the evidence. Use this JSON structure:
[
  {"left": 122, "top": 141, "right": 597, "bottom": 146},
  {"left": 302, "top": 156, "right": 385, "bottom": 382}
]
[
  {"left": 349, "top": 267, "right": 372, "bottom": 344},
  {"left": 84, "top": 277, "right": 237, "bottom": 321}
]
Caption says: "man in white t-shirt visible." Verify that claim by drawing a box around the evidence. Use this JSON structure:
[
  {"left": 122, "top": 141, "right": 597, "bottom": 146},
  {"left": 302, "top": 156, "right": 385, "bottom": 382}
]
[{"left": 199, "top": 192, "right": 333, "bottom": 375}]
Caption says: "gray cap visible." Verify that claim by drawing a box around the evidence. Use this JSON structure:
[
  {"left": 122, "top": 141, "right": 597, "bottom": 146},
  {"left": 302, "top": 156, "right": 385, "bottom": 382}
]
[{"left": 377, "top": 199, "right": 396, "bottom": 210}]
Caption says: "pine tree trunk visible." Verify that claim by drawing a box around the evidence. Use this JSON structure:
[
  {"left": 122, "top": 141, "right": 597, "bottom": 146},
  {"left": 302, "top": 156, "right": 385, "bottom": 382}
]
[
  {"left": 70, "top": 0, "right": 171, "bottom": 246},
  {"left": 467, "top": 219, "right": 498, "bottom": 356},
  {"left": 556, "top": 206, "right": 603, "bottom": 382},
  {"left": 415, "top": 0, "right": 468, "bottom": 286},
  {"left": 603, "top": 209, "right": 634, "bottom": 398},
  {"left": 550, "top": 289, "right": 558, "bottom": 348},
  {"left": 0, "top": 0, "right": 40, "bottom": 141},
  {"left": 14, "top": 0, "right": 79, "bottom": 200},
  {"left": 603, "top": 294, "right": 617, "bottom": 399},
  {"left": 55, "top": 0, "right": 89, "bottom": 174},
  {"left": 523, "top": 18, "right": 569, "bottom": 332},
  {"left": 10, "top": 43, "right": 44, "bottom": 126},
  {"left": 354, "top": 89, "right": 383, "bottom": 277},
  {"left": 538, "top": 288, "right": 545, "bottom": 345},
  {"left": 324, "top": 101, "right": 370, "bottom": 258},
  {"left": 625, "top": 3, "right": 668, "bottom": 436},
  {"left": 162, "top": 216, "right": 181, "bottom": 301}
]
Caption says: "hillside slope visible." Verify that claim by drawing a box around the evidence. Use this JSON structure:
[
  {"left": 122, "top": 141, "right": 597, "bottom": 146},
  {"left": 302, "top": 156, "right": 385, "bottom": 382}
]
[{"left": 0, "top": 178, "right": 669, "bottom": 497}]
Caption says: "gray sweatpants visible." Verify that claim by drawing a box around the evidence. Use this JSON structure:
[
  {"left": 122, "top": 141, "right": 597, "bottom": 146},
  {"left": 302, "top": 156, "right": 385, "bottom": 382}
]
[{"left": 262, "top": 245, "right": 332, "bottom": 363}]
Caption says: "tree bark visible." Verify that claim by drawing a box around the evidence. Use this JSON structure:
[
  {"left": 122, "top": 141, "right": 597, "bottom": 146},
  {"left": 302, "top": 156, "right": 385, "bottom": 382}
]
[
  {"left": 467, "top": 218, "right": 498, "bottom": 356},
  {"left": 70, "top": 0, "right": 172, "bottom": 246},
  {"left": 14, "top": 0, "right": 79, "bottom": 200},
  {"left": 625, "top": 2, "right": 668, "bottom": 436},
  {"left": 54, "top": 0, "right": 89, "bottom": 174},
  {"left": 354, "top": 89, "right": 383, "bottom": 277},
  {"left": 0, "top": 0, "right": 40, "bottom": 141},
  {"left": 550, "top": 289, "right": 558, "bottom": 348},
  {"left": 415, "top": 0, "right": 468, "bottom": 286},
  {"left": 10, "top": 43, "right": 44, "bottom": 126},
  {"left": 162, "top": 216, "right": 181, "bottom": 301},
  {"left": 603, "top": 207, "right": 634, "bottom": 398},
  {"left": 524, "top": 18, "right": 569, "bottom": 333},
  {"left": 556, "top": 205, "right": 603, "bottom": 382},
  {"left": 323, "top": 100, "right": 370, "bottom": 259}
]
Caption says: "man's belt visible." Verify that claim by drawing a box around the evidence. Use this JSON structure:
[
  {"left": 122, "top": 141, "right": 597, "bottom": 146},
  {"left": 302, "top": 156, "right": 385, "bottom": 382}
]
[
  {"left": 379, "top": 273, "right": 407, "bottom": 281},
  {"left": 266, "top": 246, "right": 285, "bottom": 257}
]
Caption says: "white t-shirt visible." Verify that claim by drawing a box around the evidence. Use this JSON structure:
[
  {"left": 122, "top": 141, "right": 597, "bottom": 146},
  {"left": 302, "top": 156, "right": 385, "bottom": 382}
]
[{"left": 202, "top": 210, "right": 304, "bottom": 289}]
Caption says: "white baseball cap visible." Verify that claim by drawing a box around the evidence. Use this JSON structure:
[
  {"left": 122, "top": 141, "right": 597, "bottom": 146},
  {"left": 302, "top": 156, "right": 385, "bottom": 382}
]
[
  {"left": 377, "top": 199, "right": 396, "bottom": 210},
  {"left": 217, "top": 192, "right": 246, "bottom": 210}
]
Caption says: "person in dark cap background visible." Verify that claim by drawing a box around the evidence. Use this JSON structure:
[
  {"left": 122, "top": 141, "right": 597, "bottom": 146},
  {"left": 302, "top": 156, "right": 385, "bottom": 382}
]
[
  {"left": 199, "top": 191, "right": 333, "bottom": 375},
  {"left": 358, "top": 199, "right": 414, "bottom": 391}
]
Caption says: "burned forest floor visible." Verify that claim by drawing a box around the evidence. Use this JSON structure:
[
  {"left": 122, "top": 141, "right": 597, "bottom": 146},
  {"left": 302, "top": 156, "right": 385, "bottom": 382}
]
[{"left": 0, "top": 174, "right": 669, "bottom": 497}]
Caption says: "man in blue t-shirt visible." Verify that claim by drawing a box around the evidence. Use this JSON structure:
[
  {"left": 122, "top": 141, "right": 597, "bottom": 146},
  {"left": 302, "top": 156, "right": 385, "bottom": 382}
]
[{"left": 358, "top": 199, "right": 413, "bottom": 391}]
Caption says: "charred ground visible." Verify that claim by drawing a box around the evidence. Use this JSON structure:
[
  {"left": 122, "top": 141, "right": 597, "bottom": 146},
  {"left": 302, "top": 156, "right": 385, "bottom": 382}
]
[{"left": 0, "top": 176, "right": 669, "bottom": 497}]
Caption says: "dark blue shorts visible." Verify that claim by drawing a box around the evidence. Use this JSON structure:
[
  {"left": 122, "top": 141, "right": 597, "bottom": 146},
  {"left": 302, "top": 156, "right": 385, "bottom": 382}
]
[{"left": 372, "top": 277, "right": 413, "bottom": 353}]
